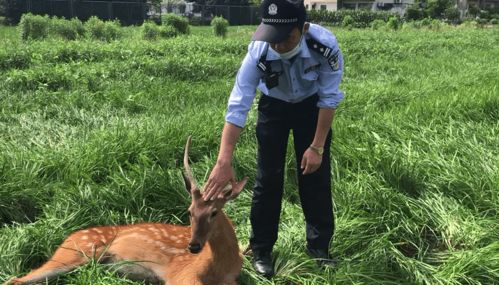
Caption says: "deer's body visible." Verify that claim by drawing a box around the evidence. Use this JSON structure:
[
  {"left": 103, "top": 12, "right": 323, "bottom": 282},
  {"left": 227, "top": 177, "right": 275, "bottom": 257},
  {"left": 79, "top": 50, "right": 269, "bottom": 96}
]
[
  {"left": 5, "top": 137, "right": 247, "bottom": 285},
  {"left": 8, "top": 217, "right": 241, "bottom": 285}
]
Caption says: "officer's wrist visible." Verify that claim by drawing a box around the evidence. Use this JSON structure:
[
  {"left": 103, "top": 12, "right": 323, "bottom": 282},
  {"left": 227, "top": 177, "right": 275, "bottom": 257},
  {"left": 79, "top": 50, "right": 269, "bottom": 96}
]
[
  {"left": 216, "top": 157, "right": 231, "bottom": 167},
  {"left": 309, "top": 145, "right": 324, "bottom": 156}
]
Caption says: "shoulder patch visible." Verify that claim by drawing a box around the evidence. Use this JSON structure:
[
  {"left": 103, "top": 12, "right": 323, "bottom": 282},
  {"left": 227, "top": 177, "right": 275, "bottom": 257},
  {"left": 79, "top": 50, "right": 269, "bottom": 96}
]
[{"left": 306, "top": 38, "right": 340, "bottom": 71}]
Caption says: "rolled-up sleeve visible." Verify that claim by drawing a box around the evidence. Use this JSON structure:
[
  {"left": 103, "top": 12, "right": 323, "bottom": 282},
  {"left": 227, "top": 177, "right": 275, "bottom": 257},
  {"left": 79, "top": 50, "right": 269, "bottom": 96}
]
[
  {"left": 225, "top": 51, "right": 262, "bottom": 128},
  {"left": 317, "top": 49, "right": 344, "bottom": 109}
]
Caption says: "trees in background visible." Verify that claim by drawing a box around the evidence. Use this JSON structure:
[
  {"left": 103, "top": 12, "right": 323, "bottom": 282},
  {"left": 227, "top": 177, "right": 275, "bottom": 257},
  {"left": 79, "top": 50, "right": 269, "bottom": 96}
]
[
  {"left": 406, "top": 0, "right": 498, "bottom": 22},
  {"left": 406, "top": 0, "right": 458, "bottom": 21}
]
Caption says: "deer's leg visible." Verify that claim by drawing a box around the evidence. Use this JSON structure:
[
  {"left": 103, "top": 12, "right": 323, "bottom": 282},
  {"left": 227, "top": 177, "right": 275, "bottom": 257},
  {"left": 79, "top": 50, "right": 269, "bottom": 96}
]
[
  {"left": 9, "top": 233, "right": 109, "bottom": 285},
  {"left": 9, "top": 249, "right": 88, "bottom": 284},
  {"left": 7, "top": 261, "right": 74, "bottom": 285}
]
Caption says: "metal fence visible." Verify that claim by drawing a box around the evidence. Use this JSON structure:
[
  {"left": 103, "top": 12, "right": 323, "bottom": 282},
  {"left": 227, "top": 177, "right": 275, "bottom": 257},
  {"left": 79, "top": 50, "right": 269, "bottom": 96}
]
[
  {"left": 21, "top": 0, "right": 148, "bottom": 25},
  {"left": 151, "top": 4, "right": 260, "bottom": 26},
  {"left": 16, "top": 0, "right": 260, "bottom": 26}
]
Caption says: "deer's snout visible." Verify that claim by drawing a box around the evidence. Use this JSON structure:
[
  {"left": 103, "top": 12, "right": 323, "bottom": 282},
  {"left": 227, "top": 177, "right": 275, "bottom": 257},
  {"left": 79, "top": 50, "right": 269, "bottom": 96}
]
[{"left": 188, "top": 242, "right": 202, "bottom": 254}]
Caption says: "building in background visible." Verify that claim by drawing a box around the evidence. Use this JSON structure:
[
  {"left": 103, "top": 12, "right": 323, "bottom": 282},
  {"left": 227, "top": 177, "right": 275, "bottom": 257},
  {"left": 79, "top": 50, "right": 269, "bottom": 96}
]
[
  {"left": 339, "top": 0, "right": 373, "bottom": 9},
  {"left": 304, "top": 0, "right": 339, "bottom": 11},
  {"left": 371, "top": 0, "right": 415, "bottom": 15}
]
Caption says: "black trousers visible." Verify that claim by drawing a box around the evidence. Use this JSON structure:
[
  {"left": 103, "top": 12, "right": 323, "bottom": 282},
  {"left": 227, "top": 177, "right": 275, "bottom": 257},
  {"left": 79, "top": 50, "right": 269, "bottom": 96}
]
[{"left": 250, "top": 94, "right": 334, "bottom": 253}]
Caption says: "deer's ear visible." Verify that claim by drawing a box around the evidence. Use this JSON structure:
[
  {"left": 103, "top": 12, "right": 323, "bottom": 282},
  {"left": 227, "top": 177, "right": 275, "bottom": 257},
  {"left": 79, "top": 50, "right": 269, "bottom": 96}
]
[
  {"left": 224, "top": 177, "right": 249, "bottom": 201},
  {"left": 193, "top": 188, "right": 202, "bottom": 200}
]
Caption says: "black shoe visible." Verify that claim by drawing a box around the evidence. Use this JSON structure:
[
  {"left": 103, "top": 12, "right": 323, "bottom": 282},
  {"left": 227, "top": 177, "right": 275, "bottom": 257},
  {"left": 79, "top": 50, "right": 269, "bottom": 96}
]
[
  {"left": 252, "top": 250, "right": 274, "bottom": 278},
  {"left": 306, "top": 247, "right": 338, "bottom": 268}
]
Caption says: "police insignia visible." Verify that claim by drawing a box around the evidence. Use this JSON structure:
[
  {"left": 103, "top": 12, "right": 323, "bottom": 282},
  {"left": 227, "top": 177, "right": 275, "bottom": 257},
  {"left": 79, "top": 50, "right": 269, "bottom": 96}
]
[
  {"left": 328, "top": 51, "right": 340, "bottom": 71},
  {"left": 268, "top": 4, "right": 278, "bottom": 15}
]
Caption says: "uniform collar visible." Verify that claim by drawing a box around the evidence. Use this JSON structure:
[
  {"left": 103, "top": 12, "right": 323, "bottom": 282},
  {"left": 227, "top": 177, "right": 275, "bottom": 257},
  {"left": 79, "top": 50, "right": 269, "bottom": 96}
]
[{"left": 265, "top": 36, "right": 312, "bottom": 61}]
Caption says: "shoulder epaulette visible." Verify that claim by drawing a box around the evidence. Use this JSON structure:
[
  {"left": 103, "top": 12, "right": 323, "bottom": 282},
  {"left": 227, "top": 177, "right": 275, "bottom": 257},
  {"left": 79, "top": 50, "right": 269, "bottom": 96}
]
[
  {"left": 306, "top": 38, "right": 341, "bottom": 71},
  {"left": 257, "top": 45, "right": 271, "bottom": 74}
]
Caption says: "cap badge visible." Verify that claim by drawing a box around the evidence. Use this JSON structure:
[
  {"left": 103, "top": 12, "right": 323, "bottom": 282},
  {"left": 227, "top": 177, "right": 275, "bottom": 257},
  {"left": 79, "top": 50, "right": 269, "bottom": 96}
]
[{"left": 268, "top": 3, "right": 278, "bottom": 15}]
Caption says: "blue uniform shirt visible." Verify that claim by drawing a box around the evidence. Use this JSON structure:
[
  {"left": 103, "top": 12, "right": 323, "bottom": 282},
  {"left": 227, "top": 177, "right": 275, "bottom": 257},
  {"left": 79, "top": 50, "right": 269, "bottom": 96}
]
[{"left": 225, "top": 23, "right": 344, "bottom": 128}]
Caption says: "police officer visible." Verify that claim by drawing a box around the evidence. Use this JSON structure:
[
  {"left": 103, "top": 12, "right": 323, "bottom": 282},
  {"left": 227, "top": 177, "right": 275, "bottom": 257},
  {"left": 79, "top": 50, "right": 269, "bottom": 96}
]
[{"left": 203, "top": 0, "right": 344, "bottom": 278}]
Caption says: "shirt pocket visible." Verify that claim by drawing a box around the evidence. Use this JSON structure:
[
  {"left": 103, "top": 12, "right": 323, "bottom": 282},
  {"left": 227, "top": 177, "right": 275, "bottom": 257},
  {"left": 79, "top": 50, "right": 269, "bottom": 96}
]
[{"left": 302, "top": 70, "right": 319, "bottom": 81}]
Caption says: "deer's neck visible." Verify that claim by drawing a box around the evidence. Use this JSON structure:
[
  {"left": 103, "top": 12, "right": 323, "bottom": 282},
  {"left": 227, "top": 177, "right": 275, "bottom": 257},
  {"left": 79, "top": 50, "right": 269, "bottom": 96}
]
[
  {"left": 208, "top": 212, "right": 239, "bottom": 255},
  {"left": 197, "top": 211, "right": 241, "bottom": 281}
]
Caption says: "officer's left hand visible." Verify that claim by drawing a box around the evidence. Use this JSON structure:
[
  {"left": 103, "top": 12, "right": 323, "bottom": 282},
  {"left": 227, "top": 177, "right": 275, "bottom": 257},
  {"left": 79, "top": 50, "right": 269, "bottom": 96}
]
[{"left": 301, "top": 148, "right": 322, "bottom": 175}]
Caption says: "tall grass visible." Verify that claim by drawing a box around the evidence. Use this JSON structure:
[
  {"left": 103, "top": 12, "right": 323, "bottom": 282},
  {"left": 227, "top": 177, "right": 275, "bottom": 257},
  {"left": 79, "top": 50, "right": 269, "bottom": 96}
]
[{"left": 0, "top": 25, "right": 498, "bottom": 284}]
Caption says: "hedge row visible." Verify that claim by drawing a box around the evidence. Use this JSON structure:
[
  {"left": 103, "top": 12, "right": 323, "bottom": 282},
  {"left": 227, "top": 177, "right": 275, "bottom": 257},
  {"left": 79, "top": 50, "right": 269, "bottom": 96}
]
[
  {"left": 211, "top": 16, "right": 229, "bottom": 38},
  {"left": 308, "top": 8, "right": 497, "bottom": 28},
  {"left": 308, "top": 9, "right": 398, "bottom": 28},
  {"left": 142, "top": 14, "right": 191, "bottom": 40},
  {"left": 143, "top": 14, "right": 230, "bottom": 41},
  {"left": 18, "top": 13, "right": 121, "bottom": 41}
]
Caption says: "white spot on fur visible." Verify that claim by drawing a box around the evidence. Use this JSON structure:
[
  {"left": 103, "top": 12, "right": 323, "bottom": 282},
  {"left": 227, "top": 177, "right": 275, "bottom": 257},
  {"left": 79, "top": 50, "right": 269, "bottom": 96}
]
[{"left": 166, "top": 248, "right": 184, "bottom": 255}]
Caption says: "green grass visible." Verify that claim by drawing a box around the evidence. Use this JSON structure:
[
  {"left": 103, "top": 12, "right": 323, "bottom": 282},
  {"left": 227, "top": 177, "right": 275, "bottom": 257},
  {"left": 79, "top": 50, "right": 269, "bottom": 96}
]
[{"left": 1, "top": 24, "right": 498, "bottom": 284}]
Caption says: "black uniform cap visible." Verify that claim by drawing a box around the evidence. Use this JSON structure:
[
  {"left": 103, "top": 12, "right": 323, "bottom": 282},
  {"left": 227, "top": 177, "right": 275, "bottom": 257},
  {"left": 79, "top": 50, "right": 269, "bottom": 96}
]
[{"left": 252, "top": 0, "right": 306, "bottom": 44}]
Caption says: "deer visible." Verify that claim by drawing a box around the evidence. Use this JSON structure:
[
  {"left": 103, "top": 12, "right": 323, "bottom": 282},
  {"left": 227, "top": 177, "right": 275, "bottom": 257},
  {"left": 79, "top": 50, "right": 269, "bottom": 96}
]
[{"left": 4, "top": 137, "right": 248, "bottom": 285}]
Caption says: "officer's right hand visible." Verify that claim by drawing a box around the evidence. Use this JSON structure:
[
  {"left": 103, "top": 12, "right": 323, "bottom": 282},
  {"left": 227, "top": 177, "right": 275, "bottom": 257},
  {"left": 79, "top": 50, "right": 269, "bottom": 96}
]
[{"left": 203, "top": 162, "right": 236, "bottom": 201}]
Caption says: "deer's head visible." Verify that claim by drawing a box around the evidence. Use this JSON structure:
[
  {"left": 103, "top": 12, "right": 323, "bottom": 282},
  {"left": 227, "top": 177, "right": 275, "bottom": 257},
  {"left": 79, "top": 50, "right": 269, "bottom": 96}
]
[{"left": 182, "top": 137, "right": 247, "bottom": 254}]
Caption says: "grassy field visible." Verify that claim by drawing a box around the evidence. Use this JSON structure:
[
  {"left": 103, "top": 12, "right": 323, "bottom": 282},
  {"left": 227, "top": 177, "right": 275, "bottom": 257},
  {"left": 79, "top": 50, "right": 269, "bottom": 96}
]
[{"left": 0, "top": 24, "right": 498, "bottom": 284}]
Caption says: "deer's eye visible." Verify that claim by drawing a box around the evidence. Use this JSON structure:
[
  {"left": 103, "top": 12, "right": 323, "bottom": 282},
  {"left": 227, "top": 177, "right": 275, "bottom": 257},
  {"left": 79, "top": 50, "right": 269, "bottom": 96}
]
[{"left": 211, "top": 211, "right": 218, "bottom": 218}]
